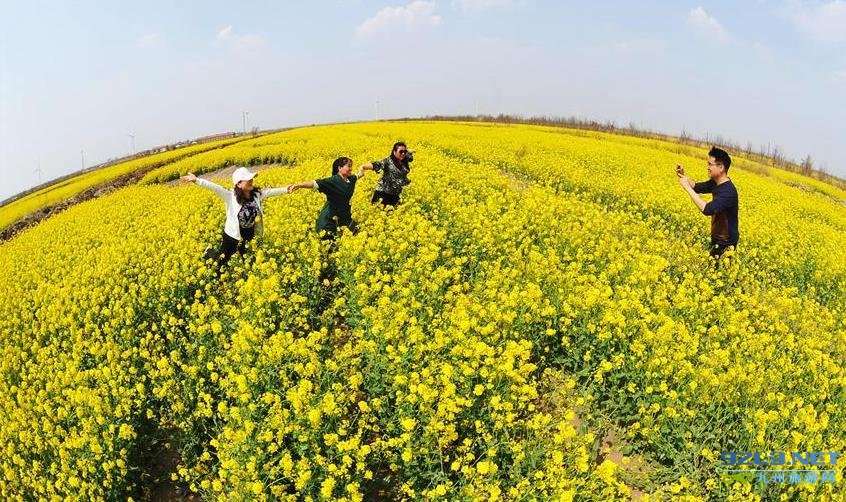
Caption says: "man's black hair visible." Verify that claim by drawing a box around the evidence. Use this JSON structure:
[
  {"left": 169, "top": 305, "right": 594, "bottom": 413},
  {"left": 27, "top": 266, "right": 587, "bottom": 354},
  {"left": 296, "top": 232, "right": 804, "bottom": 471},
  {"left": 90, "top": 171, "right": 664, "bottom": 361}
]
[{"left": 709, "top": 146, "right": 731, "bottom": 172}]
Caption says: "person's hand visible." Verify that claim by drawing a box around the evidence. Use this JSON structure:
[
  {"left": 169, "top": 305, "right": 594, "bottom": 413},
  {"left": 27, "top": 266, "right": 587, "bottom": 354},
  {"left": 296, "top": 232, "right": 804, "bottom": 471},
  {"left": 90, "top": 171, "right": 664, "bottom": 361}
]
[
  {"left": 286, "top": 184, "right": 296, "bottom": 193},
  {"left": 675, "top": 165, "right": 694, "bottom": 188},
  {"left": 182, "top": 173, "right": 197, "bottom": 183}
]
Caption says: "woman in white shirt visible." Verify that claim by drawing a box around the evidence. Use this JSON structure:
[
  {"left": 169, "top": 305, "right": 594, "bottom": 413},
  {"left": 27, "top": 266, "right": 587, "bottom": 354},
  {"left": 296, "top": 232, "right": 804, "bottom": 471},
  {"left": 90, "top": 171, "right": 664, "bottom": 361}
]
[{"left": 181, "top": 167, "right": 289, "bottom": 269}]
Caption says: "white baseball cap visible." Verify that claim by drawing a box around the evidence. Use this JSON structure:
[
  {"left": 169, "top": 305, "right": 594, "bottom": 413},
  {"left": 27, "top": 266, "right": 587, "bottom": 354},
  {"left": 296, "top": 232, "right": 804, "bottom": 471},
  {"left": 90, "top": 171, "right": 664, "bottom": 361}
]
[{"left": 232, "top": 167, "right": 257, "bottom": 185}]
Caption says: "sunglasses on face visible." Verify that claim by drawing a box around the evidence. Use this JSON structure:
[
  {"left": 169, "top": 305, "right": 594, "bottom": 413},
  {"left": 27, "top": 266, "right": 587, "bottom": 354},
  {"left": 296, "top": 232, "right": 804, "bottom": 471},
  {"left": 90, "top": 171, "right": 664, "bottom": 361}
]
[{"left": 397, "top": 150, "right": 408, "bottom": 155}]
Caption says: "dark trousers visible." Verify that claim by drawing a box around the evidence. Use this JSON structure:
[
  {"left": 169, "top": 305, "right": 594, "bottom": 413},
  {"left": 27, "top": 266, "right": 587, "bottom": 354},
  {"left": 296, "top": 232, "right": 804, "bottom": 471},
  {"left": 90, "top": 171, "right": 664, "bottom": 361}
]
[
  {"left": 319, "top": 219, "right": 359, "bottom": 241},
  {"left": 371, "top": 190, "right": 400, "bottom": 207},
  {"left": 205, "top": 228, "right": 254, "bottom": 271},
  {"left": 709, "top": 240, "right": 735, "bottom": 258}
]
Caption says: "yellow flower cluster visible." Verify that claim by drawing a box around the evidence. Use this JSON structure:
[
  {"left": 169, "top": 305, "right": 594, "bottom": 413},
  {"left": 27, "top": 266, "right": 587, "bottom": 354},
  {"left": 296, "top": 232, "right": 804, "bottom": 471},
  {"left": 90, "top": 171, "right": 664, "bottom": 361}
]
[{"left": 0, "top": 121, "right": 844, "bottom": 500}]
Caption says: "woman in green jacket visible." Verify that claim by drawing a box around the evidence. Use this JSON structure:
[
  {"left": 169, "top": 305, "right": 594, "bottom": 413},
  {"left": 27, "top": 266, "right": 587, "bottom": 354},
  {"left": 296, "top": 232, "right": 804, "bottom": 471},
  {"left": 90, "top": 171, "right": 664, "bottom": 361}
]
[{"left": 287, "top": 157, "right": 372, "bottom": 239}]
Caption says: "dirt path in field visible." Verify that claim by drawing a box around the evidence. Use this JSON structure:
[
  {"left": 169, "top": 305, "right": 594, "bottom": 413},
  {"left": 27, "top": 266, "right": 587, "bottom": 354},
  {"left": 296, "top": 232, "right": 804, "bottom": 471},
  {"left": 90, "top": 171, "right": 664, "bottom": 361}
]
[
  {"left": 1, "top": 163, "right": 288, "bottom": 243},
  {"left": 165, "top": 164, "right": 276, "bottom": 188},
  {"left": 539, "top": 370, "right": 653, "bottom": 499},
  {"left": 139, "top": 437, "right": 201, "bottom": 501},
  {"left": 0, "top": 165, "right": 163, "bottom": 242}
]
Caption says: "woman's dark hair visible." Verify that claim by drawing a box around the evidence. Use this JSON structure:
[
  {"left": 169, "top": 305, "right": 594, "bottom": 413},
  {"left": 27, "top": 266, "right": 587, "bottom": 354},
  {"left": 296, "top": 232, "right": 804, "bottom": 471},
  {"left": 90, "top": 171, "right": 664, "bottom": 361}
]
[
  {"left": 709, "top": 146, "right": 732, "bottom": 172},
  {"left": 234, "top": 183, "right": 261, "bottom": 205},
  {"left": 391, "top": 142, "right": 409, "bottom": 169},
  {"left": 332, "top": 156, "right": 353, "bottom": 176}
]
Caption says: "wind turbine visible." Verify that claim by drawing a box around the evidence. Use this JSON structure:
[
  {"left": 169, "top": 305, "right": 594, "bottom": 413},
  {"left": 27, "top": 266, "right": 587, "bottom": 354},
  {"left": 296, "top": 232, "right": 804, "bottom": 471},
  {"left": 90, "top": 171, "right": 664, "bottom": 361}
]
[{"left": 34, "top": 158, "right": 42, "bottom": 184}]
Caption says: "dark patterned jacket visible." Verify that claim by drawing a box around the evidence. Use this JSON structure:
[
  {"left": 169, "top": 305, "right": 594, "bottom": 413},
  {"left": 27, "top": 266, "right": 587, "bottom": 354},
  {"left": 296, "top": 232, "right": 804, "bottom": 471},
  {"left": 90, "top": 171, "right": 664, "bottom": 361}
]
[{"left": 372, "top": 153, "right": 413, "bottom": 195}]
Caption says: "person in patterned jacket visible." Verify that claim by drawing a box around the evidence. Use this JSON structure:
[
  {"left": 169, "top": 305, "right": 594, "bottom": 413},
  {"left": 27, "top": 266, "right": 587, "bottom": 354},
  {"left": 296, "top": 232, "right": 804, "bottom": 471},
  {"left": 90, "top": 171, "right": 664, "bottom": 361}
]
[{"left": 364, "top": 141, "right": 415, "bottom": 207}]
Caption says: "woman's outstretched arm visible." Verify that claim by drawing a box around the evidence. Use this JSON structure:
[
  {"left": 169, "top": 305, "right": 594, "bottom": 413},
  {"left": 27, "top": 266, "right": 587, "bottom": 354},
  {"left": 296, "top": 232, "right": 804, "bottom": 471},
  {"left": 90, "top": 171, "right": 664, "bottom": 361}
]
[
  {"left": 286, "top": 180, "right": 318, "bottom": 193},
  {"left": 260, "top": 186, "right": 291, "bottom": 198},
  {"left": 182, "top": 172, "right": 229, "bottom": 200},
  {"left": 357, "top": 163, "right": 374, "bottom": 179}
]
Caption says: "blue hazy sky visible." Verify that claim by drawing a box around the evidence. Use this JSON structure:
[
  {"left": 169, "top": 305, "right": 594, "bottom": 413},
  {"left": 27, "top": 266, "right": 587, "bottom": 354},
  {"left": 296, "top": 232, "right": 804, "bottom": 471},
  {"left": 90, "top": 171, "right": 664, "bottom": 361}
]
[{"left": 1, "top": 0, "right": 845, "bottom": 200}]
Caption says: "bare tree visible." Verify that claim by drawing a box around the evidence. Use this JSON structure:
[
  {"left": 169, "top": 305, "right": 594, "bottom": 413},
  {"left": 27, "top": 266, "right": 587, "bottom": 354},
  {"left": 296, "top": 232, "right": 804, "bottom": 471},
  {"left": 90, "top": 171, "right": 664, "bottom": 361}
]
[{"left": 800, "top": 155, "right": 814, "bottom": 175}]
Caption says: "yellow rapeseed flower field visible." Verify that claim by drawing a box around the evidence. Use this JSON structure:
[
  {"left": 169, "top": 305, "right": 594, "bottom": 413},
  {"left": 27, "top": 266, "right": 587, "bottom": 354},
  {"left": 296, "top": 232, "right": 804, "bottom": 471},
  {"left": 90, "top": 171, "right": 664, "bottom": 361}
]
[
  {"left": 0, "top": 135, "right": 252, "bottom": 231},
  {"left": 0, "top": 121, "right": 843, "bottom": 500}
]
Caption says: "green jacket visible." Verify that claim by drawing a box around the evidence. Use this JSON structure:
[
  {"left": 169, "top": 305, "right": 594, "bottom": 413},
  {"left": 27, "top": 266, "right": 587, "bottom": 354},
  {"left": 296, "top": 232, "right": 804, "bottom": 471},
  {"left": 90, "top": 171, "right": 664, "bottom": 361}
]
[{"left": 314, "top": 174, "right": 359, "bottom": 232}]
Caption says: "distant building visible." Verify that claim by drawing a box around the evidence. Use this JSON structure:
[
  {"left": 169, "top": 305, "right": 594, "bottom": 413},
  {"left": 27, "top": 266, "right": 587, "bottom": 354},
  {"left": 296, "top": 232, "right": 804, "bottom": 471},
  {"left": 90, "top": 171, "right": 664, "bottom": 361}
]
[{"left": 194, "top": 132, "right": 238, "bottom": 144}]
